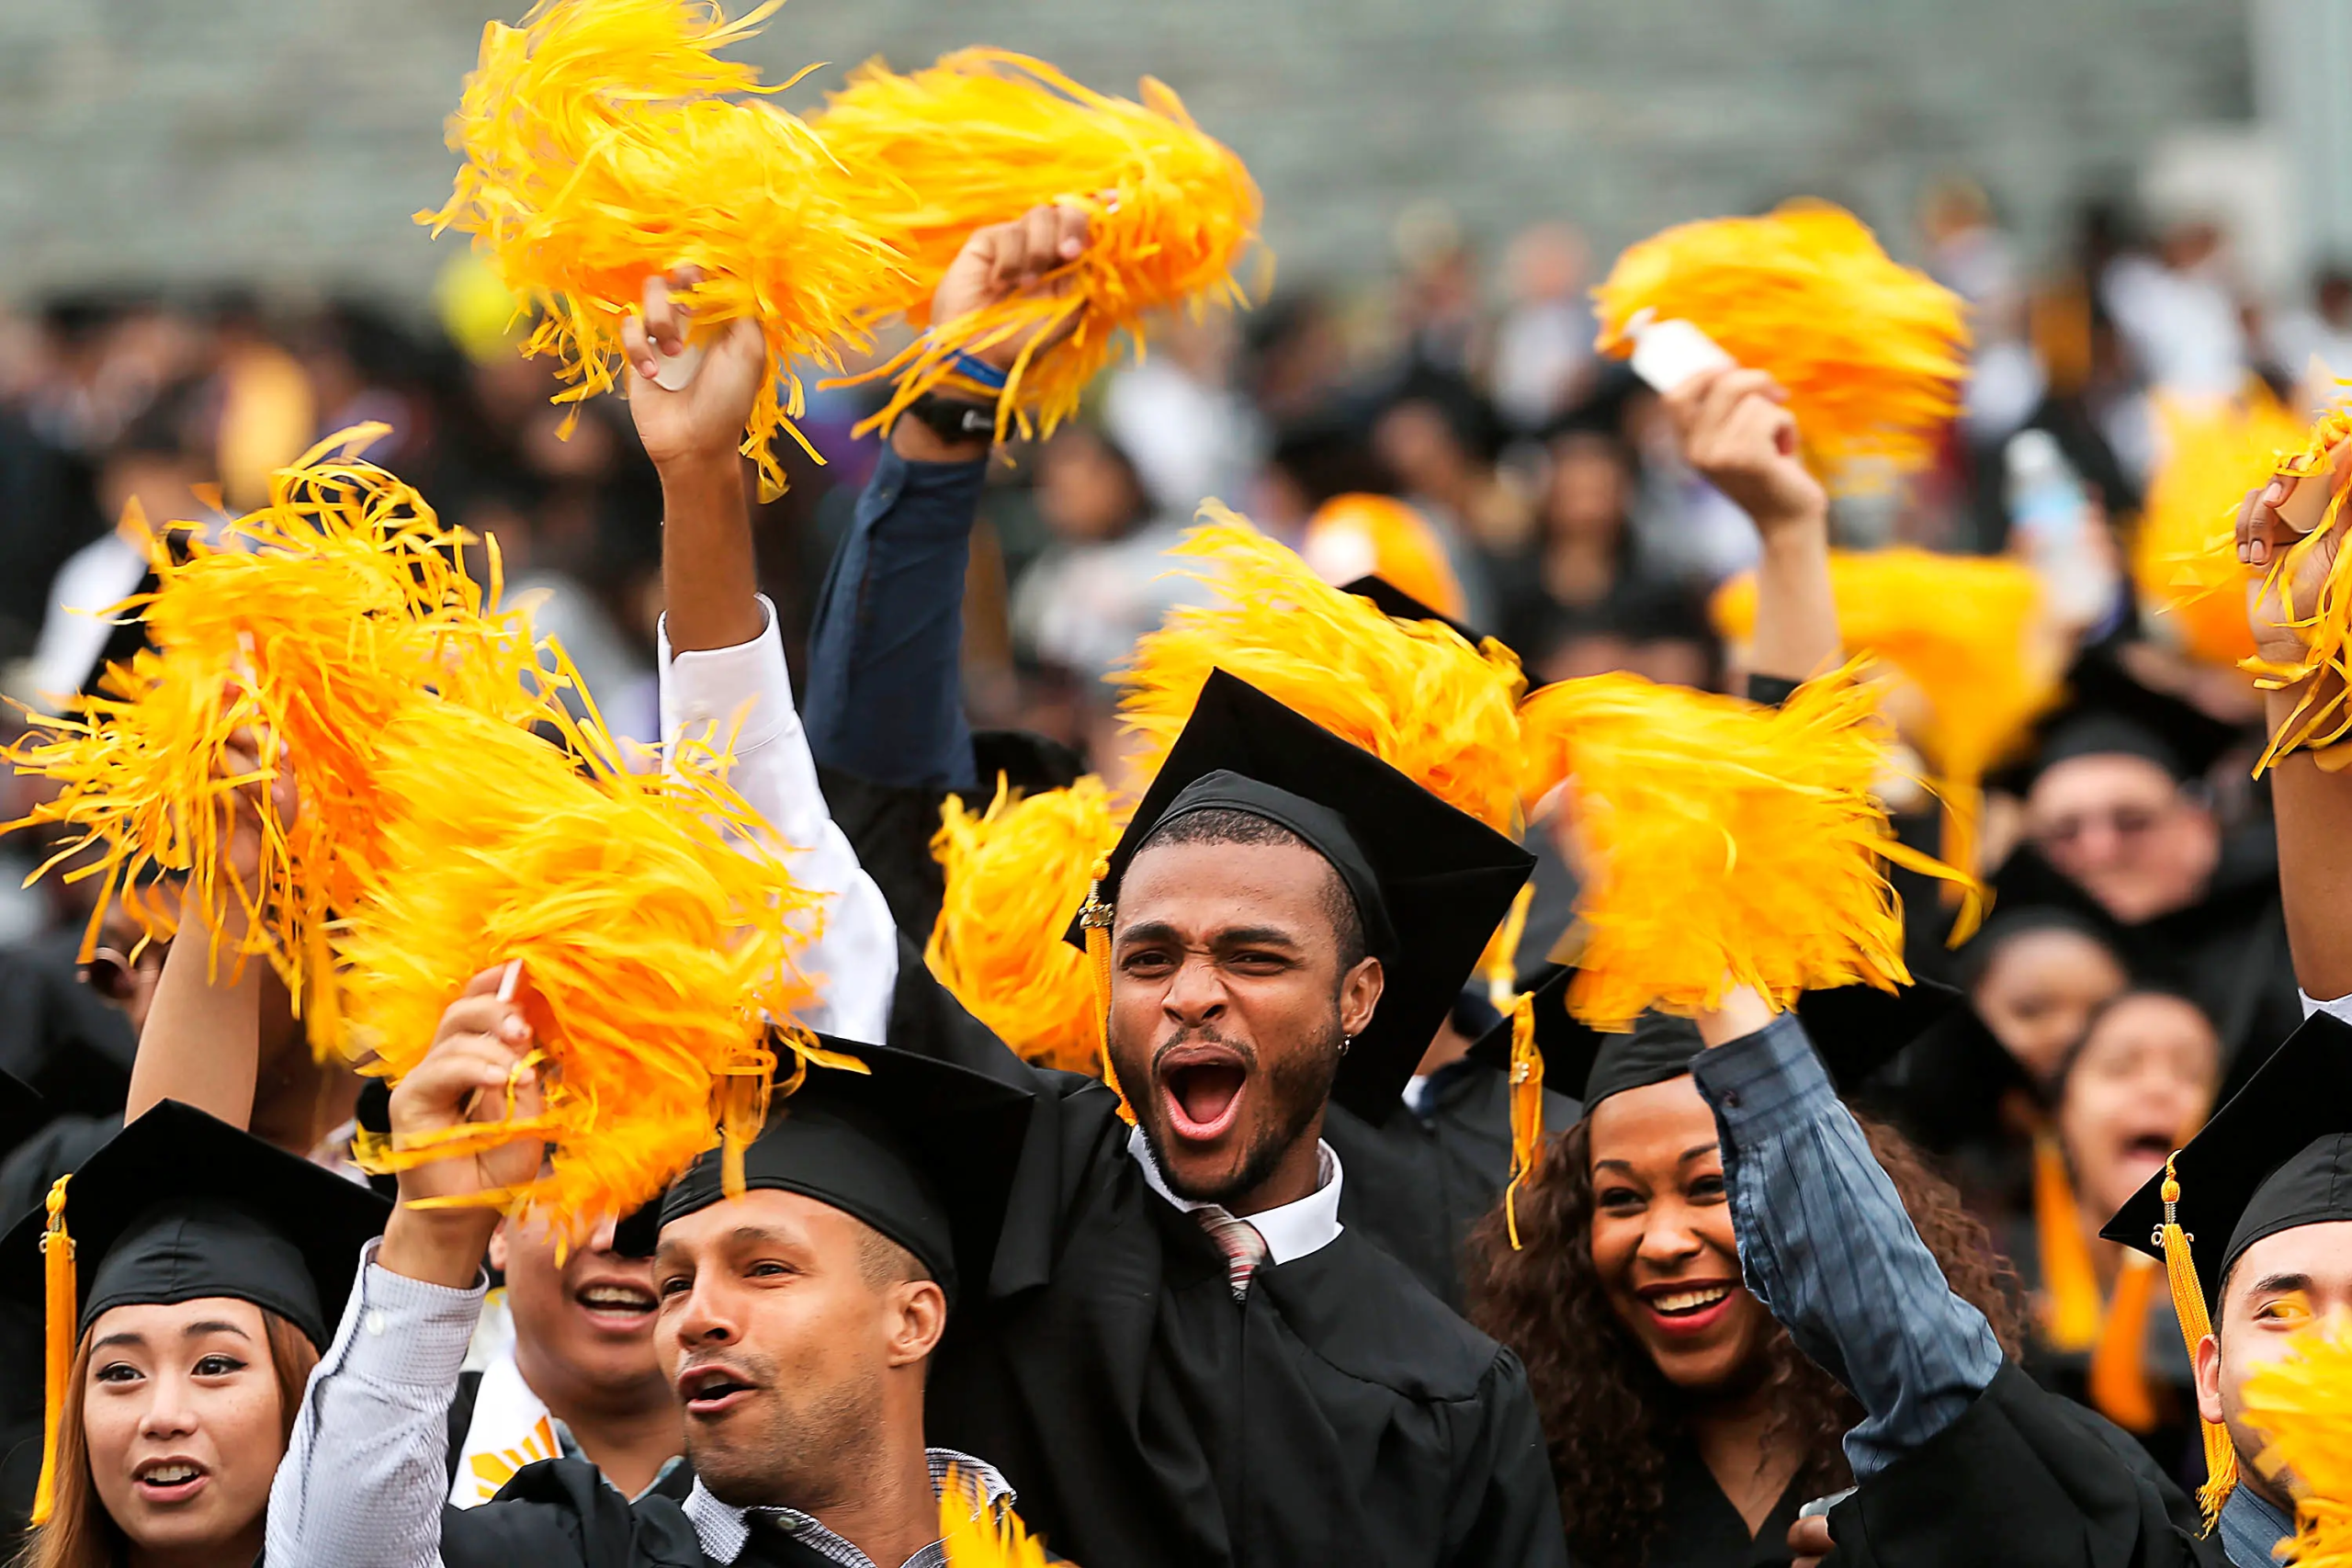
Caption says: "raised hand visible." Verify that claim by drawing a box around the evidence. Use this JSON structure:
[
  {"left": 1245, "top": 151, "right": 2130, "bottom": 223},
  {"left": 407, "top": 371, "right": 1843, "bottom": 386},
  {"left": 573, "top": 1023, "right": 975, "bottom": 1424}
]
[
  {"left": 2237, "top": 446, "right": 2350, "bottom": 670},
  {"left": 215, "top": 720, "right": 298, "bottom": 899},
  {"left": 620, "top": 268, "right": 771, "bottom": 471},
  {"left": 929, "top": 202, "right": 1092, "bottom": 372},
  {"left": 1664, "top": 366, "right": 1828, "bottom": 536}
]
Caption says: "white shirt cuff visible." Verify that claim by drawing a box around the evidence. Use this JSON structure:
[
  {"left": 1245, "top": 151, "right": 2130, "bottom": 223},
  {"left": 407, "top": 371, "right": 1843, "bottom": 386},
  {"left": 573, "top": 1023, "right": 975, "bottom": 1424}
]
[{"left": 2300, "top": 989, "right": 2352, "bottom": 1025}]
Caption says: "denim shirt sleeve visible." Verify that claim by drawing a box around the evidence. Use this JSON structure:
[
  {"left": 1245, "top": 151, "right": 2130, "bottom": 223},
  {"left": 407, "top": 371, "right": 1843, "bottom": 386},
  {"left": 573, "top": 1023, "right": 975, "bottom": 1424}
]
[
  {"left": 801, "top": 445, "right": 989, "bottom": 792},
  {"left": 1689, "top": 1014, "right": 2003, "bottom": 1479}
]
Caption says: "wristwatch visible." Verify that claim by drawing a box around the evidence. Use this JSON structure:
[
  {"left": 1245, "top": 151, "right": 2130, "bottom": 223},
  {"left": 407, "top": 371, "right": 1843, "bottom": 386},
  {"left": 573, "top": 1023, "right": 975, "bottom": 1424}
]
[{"left": 905, "top": 390, "right": 997, "bottom": 446}]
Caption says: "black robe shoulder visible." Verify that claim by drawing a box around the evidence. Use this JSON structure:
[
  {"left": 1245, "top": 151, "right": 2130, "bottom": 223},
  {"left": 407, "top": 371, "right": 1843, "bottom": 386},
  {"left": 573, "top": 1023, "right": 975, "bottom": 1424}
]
[
  {"left": 437, "top": 1458, "right": 835, "bottom": 1568},
  {"left": 1820, "top": 1363, "right": 2221, "bottom": 1568}
]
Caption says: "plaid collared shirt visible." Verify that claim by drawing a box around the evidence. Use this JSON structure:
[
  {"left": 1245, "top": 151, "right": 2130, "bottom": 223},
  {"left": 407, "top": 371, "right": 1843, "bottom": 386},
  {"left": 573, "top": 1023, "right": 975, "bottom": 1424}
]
[{"left": 682, "top": 1450, "right": 1015, "bottom": 1568}]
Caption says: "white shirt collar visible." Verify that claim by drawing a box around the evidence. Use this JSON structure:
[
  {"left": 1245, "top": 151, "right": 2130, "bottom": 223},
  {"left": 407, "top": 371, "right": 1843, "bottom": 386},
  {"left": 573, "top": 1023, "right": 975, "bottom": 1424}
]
[
  {"left": 1126, "top": 1125, "right": 1346, "bottom": 1265},
  {"left": 683, "top": 1449, "right": 1011, "bottom": 1566}
]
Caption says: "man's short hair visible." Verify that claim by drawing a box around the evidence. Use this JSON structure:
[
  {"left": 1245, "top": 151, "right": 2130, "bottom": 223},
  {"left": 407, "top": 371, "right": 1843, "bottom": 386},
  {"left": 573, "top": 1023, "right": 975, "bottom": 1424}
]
[
  {"left": 1135, "top": 807, "right": 1368, "bottom": 971},
  {"left": 854, "top": 1222, "right": 927, "bottom": 1295}
]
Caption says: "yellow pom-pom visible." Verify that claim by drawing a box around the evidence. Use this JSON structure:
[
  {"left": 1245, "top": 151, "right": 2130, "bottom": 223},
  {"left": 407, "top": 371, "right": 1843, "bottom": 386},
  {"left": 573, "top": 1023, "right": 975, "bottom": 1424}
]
[
  {"left": 2247, "top": 387, "right": 2352, "bottom": 771},
  {"left": 418, "top": 0, "right": 902, "bottom": 499},
  {"left": 1712, "top": 547, "right": 2061, "bottom": 883},
  {"left": 2240, "top": 1317, "right": 2352, "bottom": 1565},
  {"left": 1594, "top": 203, "right": 1970, "bottom": 484},
  {"left": 5, "top": 425, "right": 545, "bottom": 1042},
  {"left": 1519, "top": 661, "right": 1976, "bottom": 1028},
  {"left": 336, "top": 692, "right": 819, "bottom": 1235},
  {"left": 926, "top": 775, "right": 1122, "bottom": 1076},
  {"left": 937, "top": 1464, "right": 1053, "bottom": 1568},
  {"left": 1113, "top": 505, "right": 1526, "bottom": 835},
  {"left": 816, "top": 50, "right": 1261, "bottom": 445},
  {"left": 1301, "top": 493, "right": 1469, "bottom": 622},
  {"left": 2135, "top": 389, "right": 2305, "bottom": 671}
]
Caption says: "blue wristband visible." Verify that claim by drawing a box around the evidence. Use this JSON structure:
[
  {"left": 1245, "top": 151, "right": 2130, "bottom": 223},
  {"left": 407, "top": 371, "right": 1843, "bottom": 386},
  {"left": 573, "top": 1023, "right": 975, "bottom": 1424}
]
[{"left": 947, "top": 350, "right": 1009, "bottom": 392}]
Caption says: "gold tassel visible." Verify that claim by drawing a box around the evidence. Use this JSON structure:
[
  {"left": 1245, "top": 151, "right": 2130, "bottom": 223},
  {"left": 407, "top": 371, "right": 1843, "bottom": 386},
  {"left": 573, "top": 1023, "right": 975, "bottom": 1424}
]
[
  {"left": 1503, "top": 993, "right": 1542, "bottom": 1252},
  {"left": 1484, "top": 883, "right": 1534, "bottom": 1016},
  {"left": 2033, "top": 1132, "right": 2103, "bottom": 1353},
  {"left": 2087, "top": 1252, "right": 2164, "bottom": 1435},
  {"left": 32, "top": 1175, "right": 74, "bottom": 1527},
  {"left": 1077, "top": 856, "right": 1136, "bottom": 1126},
  {"left": 2156, "top": 1154, "right": 2238, "bottom": 1527}
]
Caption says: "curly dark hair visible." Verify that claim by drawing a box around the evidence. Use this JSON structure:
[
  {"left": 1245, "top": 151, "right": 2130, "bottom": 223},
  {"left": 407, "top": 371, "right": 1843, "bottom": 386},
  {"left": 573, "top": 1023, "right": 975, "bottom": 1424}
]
[{"left": 1464, "top": 1110, "right": 2024, "bottom": 1568}]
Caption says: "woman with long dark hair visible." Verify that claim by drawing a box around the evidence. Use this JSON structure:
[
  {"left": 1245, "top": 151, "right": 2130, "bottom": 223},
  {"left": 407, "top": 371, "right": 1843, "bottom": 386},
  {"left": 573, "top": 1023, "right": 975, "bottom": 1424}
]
[
  {"left": 5, "top": 1101, "right": 384, "bottom": 1568},
  {"left": 1467, "top": 984, "right": 2026, "bottom": 1568}
]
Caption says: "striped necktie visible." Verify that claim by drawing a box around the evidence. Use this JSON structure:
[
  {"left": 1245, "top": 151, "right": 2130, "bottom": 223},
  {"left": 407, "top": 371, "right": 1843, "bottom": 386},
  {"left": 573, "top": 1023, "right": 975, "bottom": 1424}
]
[{"left": 1194, "top": 1208, "right": 1270, "bottom": 1300}]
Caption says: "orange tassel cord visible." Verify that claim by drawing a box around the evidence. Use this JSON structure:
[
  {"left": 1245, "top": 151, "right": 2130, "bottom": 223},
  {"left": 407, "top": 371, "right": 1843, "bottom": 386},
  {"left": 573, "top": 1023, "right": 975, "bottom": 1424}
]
[
  {"left": 1503, "top": 992, "right": 1543, "bottom": 1251},
  {"left": 4, "top": 424, "right": 546, "bottom": 1049},
  {"left": 2154, "top": 1155, "right": 2240, "bottom": 1529},
  {"left": 337, "top": 682, "right": 823, "bottom": 1238},
  {"left": 1520, "top": 661, "right": 1978, "bottom": 1030},
  {"left": 1113, "top": 506, "right": 1527, "bottom": 836},
  {"left": 1712, "top": 547, "right": 2063, "bottom": 883},
  {"left": 418, "top": 0, "right": 904, "bottom": 499},
  {"left": 815, "top": 49, "right": 1261, "bottom": 446},
  {"left": 2134, "top": 389, "right": 2305, "bottom": 671},
  {"left": 926, "top": 774, "right": 1123, "bottom": 1076},
  {"left": 2241, "top": 1315, "right": 2352, "bottom": 1566},
  {"left": 1594, "top": 203, "right": 1970, "bottom": 485}
]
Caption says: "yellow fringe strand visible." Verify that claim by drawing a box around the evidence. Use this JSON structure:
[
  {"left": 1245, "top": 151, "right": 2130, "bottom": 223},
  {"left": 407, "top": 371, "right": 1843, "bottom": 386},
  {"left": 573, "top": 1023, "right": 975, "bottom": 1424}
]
[
  {"left": 816, "top": 49, "right": 1261, "bottom": 446},
  {"left": 2242, "top": 1317, "right": 2352, "bottom": 1568},
  {"left": 2136, "top": 389, "right": 2305, "bottom": 671},
  {"left": 2156, "top": 1155, "right": 2239, "bottom": 1529},
  {"left": 926, "top": 775, "right": 1122, "bottom": 1076},
  {"left": 937, "top": 1463, "right": 1052, "bottom": 1567},
  {"left": 1483, "top": 882, "right": 1534, "bottom": 1015},
  {"left": 418, "top": 0, "right": 902, "bottom": 499},
  {"left": 1114, "top": 505, "right": 1527, "bottom": 836},
  {"left": 4, "top": 424, "right": 546, "bottom": 1052},
  {"left": 1076, "top": 855, "right": 1136, "bottom": 1125},
  {"left": 1503, "top": 993, "right": 1543, "bottom": 1251},
  {"left": 30, "top": 1176, "right": 73, "bottom": 1527},
  {"left": 336, "top": 683, "right": 820, "bottom": 1237},
  {"left": 1519, "top": 660, "right": 1979, "bottom": 1030},
  {"left": 1593, "top": 202, "right": 1971, "bottom": 484},
  {"left": 1712, "top": 547, "right": 2062, "bottom": 882},
  {"left": 2246, "top": 390, "right": 2352, "bottom": 773}
]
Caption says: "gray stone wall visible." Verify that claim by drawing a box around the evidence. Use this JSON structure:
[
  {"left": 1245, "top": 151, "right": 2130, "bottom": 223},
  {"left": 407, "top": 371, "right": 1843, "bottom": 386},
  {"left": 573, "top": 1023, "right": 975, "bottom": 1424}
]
[{"left": 0, "top": 0, "right": 2252, "bottom": 305}]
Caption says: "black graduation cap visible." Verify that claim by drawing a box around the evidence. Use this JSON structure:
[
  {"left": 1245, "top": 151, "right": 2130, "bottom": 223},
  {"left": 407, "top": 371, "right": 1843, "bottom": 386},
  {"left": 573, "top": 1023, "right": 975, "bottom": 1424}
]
[
  {"left": 1999, "top": 646, "right": 2248, "bottom": 794},
  {"left": 1072, "top": 669, "right": 1536, "bottom": 1122},
  {"left": 969, "top": 728, "right": 1086, "bottom": 797},
  {"left": 1340, "top": 574, "right": 1487, "bottom": 649},
  {"left": 1471, "top": 964, "right": 1962, "bottom": 1109},
  {"left": 624, "top": 1036, "right": 1035, "bottom": 1306},
  {"left": 2102, "top": 1010, "right": 2352, "bottom": 1315},
  {"left": 0, "top": 1100, "right": 390, "bottom": 1350}
]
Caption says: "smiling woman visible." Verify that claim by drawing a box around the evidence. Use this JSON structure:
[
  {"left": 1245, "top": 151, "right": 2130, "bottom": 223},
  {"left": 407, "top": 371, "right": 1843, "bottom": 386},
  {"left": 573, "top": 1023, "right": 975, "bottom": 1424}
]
[{"left": 0, "top": 1101, "right": 388, "bottom": 1568}]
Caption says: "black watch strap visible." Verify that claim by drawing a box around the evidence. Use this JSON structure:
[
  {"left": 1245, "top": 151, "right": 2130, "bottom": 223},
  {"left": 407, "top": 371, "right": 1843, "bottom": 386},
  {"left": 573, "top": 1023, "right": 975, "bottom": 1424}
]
[{"left": 906, "top": 391, "right": 997, "bottom": 446}]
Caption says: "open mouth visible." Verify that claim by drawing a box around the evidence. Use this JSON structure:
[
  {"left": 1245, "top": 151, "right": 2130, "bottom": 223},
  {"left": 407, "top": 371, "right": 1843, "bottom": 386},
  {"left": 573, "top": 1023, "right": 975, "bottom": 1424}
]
[
  {"left": 1159, "top": 1050, "right": 1249, "bottom": 1143},
  {"left": 676, "top": 1364, "right": 758, "bottom": 1418},
  {"left": 573, "top": 1278, "right": 659, "bottom": 1328},
  {"left": 1637, "top": 1280, "right": 1738, "bottom": 1335},
  {"left": 2116, "top": 1131, "right": 2177, "bottom": 1181},
  {"left": 132, "top": 1458, "right": 209, "bottom": 1505}
]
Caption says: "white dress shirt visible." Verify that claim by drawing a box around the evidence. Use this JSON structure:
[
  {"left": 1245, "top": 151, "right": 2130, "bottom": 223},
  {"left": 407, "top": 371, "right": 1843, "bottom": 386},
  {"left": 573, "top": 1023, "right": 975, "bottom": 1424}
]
[
  {"left": 657, "top": 594, "right": 900, "bottom": 1044},
  {"left": 1126, "top": 1125, "right": 1346, "bottom": 1264}
]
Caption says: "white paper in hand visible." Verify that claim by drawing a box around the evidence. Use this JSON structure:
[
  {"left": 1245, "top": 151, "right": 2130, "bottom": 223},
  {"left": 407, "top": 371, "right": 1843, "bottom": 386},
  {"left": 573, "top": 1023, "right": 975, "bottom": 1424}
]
[
  {"left": 648, "top": 337, "right": 706, "bottom": 391},
  {"left": 1627, "top": 311, "right": 1737, "bottom": 394}
]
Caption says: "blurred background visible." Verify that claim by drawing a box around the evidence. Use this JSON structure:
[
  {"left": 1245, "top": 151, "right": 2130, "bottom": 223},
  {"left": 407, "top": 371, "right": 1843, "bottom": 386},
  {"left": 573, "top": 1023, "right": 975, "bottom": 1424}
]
[{"left": 0, "top": 0, "right": 2337, "bottom": 945}]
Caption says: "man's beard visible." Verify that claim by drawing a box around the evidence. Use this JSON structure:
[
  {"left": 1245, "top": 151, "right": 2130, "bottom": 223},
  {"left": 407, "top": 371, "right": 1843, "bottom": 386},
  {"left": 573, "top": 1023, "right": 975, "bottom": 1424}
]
[
  {"left": 684, "top": 1351, "right": 879, "bottom": 1511},
  {"left": 1118, "top": 1010, "right": 1345, "bottom": 1208}
]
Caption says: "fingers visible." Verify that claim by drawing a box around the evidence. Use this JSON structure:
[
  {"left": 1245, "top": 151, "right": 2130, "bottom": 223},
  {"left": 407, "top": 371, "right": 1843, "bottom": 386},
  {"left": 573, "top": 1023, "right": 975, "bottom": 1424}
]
[
  {"left": 2242, "top": 476, "right": 2303, "bottom": 568},
  {"left": 1662, "top": 367, "right": 1786, "bottom": 438},
  {"left": 1786, "top": 1514, "right": 1834, "bottom": 1564},
  {"left": 978, "top": 203, "right": 1091, "bottom": 292}
]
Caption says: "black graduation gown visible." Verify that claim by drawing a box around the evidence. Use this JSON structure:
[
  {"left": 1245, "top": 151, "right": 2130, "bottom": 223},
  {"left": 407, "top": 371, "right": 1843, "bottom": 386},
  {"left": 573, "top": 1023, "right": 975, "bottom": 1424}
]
[
  {"left": 1325, "top": 1059, "right": 1582, "bottom": 1312},
  {"left": 890, "top": 965, "right": 1566, "bottom": 1568},
  {"left": 1815, "top": 1364, "right": 2220, "bottom": 1568},
  {"left": 437, "top": 1458, "right": 832, "bottom": 1568},
  {"left": 1609, "top": 1443, "right": 1804, "bottom": 1568}
]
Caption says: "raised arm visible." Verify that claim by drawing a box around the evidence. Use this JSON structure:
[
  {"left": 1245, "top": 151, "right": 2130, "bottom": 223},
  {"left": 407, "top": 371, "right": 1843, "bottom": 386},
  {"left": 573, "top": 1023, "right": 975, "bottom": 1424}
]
[
  {"left": 621, "top": 288, "right": 899, "bottom": 1045},
  {"left": 1690, "top": 990, "right": 2003, "bottom": 1481},
  {"left": 124, "top": 724, "right": 297, "bottom": 1127},
  {"left": 1665, "top": 367, "right": 1838, "bottom": 691},
  {"left": 2237, "top": 473, "right": 2352, "bottom": 1004},
  {"left": 801, "top": 202, "right": 1094, "bottom": 792},
  {"left": 267, "top": 968, "right": 543, "bottom": 1568}
]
